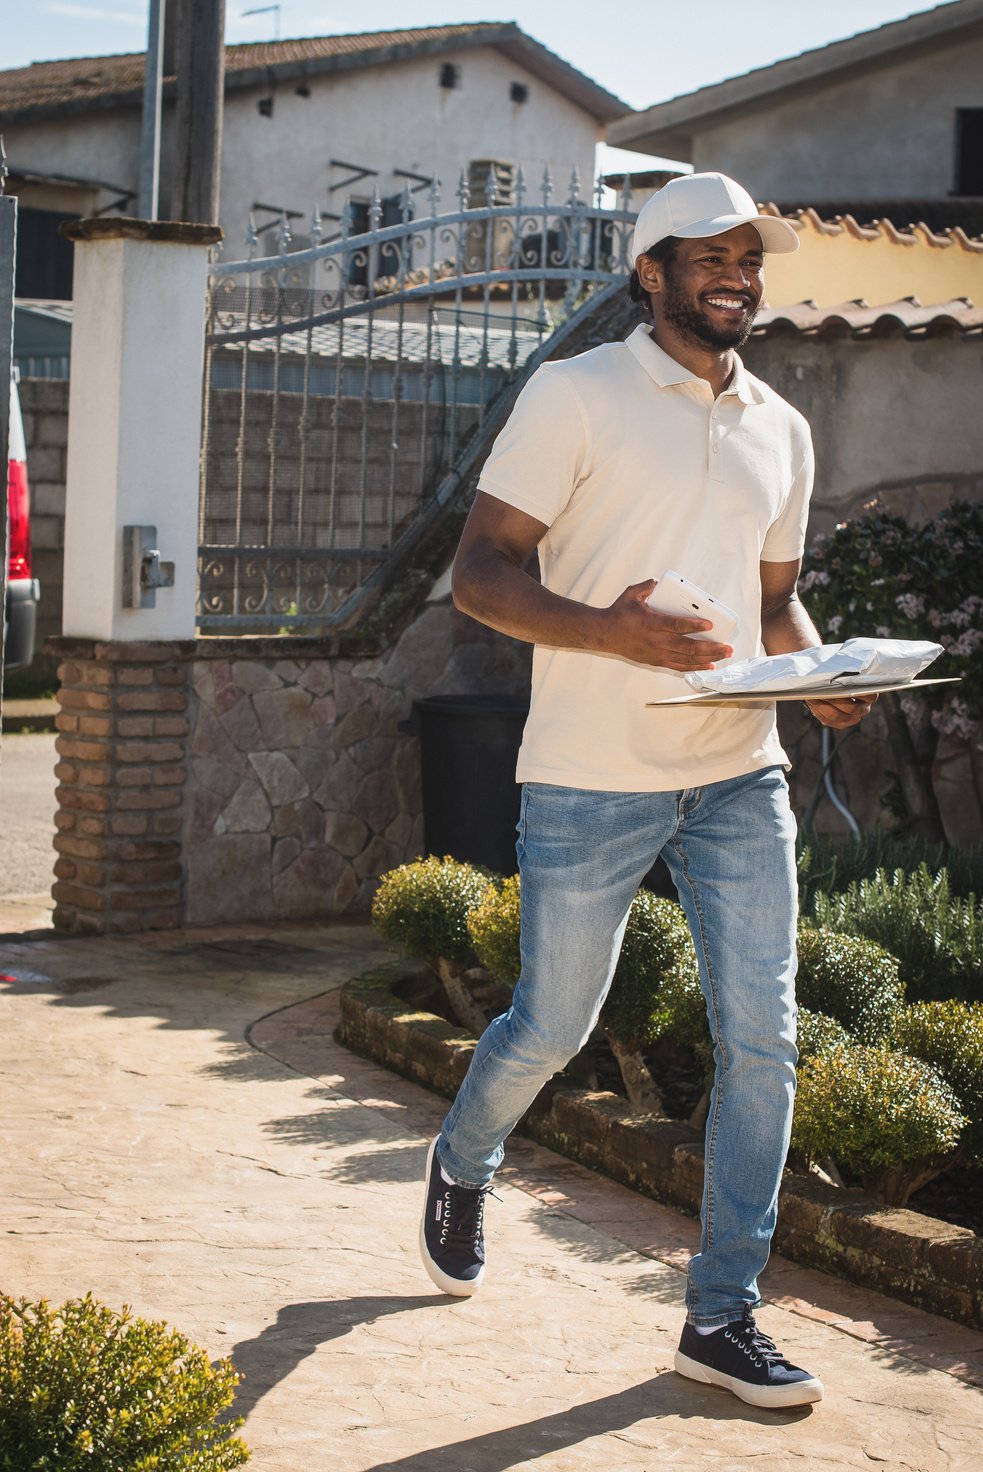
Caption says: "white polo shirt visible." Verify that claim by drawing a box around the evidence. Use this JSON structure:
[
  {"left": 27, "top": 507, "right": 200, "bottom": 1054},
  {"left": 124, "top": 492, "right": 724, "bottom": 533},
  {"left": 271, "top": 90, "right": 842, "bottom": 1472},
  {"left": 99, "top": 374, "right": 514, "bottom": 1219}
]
[{"left": 477, "top": 324, "right": 815, "bottom": 792}]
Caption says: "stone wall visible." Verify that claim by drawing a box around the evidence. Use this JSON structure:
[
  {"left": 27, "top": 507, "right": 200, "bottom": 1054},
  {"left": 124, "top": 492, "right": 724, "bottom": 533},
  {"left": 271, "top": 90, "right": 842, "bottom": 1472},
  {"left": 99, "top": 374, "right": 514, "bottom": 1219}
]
[{"left": 50, "top": 601, "right": 531, "bottom": 933}]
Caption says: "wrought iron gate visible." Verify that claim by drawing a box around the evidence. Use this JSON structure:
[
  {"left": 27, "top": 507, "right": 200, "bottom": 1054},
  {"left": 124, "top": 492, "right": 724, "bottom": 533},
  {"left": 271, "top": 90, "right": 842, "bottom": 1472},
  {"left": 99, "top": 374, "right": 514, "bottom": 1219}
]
[{"left": 197, "top": 171, "right": 634, "bottom": 631}]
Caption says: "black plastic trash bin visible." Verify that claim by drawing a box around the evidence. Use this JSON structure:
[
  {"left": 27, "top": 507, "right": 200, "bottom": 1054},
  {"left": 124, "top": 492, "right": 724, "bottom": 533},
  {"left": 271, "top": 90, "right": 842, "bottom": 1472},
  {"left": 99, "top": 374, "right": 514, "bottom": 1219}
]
[{"left": 408, "top": 693, "right": 529, "bottom": 875}]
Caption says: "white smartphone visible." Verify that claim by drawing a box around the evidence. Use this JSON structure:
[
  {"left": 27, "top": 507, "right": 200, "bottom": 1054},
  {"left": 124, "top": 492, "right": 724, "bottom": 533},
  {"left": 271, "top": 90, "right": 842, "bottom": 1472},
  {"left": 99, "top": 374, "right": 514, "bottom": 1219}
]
[{"left": 646, "top": 570, "right": 739, "bottom": 644}]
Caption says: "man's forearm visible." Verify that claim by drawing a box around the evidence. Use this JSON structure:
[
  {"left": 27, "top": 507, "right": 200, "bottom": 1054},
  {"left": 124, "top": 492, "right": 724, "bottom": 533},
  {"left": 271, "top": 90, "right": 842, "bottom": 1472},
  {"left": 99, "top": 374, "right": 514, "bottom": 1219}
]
[
  {"left": 760, "top": 593, "right": 823, "bottom": 656},
  {"left": 452, "top": 544, "right": 605, "bottom": 651}
]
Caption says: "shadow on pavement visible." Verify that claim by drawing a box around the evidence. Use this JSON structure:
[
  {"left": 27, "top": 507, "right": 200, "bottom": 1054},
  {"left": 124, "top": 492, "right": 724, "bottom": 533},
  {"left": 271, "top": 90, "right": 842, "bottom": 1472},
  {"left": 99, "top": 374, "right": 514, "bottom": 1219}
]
[
  {"left": 225, "top": 1293, "right": 448, "bottom": 1422},
  {"left": 363, "top": 1372, "right": 813, "bottom": 1472}
]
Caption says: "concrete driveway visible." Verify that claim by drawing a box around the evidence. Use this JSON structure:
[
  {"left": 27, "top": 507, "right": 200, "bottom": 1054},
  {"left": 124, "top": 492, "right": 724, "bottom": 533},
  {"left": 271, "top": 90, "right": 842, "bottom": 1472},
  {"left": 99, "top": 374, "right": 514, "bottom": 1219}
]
[
  {"left": 1, "top": 919, "right": 981, "bottom": 1471},
  {"left": 0, "top": 728, "right": 56, "bottom": 929}
]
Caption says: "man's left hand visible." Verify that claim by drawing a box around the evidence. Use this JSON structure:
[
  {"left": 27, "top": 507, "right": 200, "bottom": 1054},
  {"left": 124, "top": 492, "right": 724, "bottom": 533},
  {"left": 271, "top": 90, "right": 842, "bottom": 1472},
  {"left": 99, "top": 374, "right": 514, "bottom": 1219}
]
[{"left": 803, "top": 694, "right": 878, "bottom": 728}]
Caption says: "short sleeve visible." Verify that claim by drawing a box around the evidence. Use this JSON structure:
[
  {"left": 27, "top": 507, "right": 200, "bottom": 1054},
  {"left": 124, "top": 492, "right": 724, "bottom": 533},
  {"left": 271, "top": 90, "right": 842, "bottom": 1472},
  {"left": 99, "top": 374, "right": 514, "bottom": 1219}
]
[
  {"left": 477, "top": 362, "right": 591, "bottom": 528},
  {"left": 761, "top": 420, "right": 815, "bottom": 563}
]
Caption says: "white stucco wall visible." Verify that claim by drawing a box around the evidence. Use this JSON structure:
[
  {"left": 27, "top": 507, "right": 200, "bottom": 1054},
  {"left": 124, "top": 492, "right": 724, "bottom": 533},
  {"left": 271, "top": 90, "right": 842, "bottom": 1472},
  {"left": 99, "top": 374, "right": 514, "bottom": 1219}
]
[
  {"left": 6, "top": 44, "right": 600, "bottom": 240},
  {"left": 692, "top": 33, "right": 983, "bottom": 201},
  {"left": 217, "top": 47, "right": 600, "bottom": 250}
]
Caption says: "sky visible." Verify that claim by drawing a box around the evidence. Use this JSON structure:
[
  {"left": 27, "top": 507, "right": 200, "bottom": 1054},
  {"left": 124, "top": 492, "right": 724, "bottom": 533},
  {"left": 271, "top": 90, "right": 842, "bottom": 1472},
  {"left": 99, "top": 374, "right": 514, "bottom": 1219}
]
[{"left": 0, "top": 0, "right": 948, "bottom": 174}]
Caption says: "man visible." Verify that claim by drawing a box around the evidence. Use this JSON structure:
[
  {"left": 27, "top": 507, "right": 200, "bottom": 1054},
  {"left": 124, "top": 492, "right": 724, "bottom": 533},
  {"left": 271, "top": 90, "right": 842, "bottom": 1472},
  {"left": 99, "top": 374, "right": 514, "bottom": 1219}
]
[{"left": 418, "top": 172, "right": 874, "bottom": 1409}]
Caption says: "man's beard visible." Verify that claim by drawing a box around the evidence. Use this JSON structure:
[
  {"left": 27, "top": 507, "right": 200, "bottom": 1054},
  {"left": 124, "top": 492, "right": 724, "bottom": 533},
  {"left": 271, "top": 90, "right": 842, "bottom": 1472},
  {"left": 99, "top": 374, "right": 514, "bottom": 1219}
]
[{"left": 660, "top": 277, "right": 757, "bottom": 351}]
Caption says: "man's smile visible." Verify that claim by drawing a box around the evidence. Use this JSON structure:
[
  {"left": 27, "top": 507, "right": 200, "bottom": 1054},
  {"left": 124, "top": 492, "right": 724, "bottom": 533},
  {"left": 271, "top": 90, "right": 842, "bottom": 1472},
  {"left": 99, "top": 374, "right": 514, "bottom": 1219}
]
[{"left": 703, "top": 294, "right": 752, "bottom": 314}]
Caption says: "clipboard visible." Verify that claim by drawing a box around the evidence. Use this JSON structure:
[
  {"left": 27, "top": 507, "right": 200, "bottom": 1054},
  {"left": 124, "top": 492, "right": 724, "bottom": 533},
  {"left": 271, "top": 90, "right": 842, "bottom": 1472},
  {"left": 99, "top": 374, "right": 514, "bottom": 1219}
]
[{"left": 646, "top": 676, "right": 960, "bottom": 709}]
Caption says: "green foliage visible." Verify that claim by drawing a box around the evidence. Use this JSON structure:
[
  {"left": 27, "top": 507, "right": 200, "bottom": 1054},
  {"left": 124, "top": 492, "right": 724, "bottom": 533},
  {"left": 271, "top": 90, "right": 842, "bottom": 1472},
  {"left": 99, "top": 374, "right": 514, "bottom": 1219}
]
[
  {"left": 0, "top": 1294, "right": 248, "bottom": 1471},
  {"left": 796, "top": 828, "right": 983, "bottom": 909},
  {"left": 467, "top": 875, "right": 521, "bottom": 986},
  {"left": 371, "top": 856, "right": 495, "bottom": 968},
  {"left": 795, "top": 925, "right": 905, "bottom": 1042},
  {"left": 602, "top": 891, "right": 701, "bottom": 1050},
  {"left": 891, "top": 1000, "right": 983, "bottom": 1156},
  {"left": 811, "top": 865, "right": 983, "bottom": 1002},
  {"left": 795, "top": 1007, "right": 852, "bottom": 1061},
  {"left": 791, "top": 1044, "right": 966, "bottom": 1202}
]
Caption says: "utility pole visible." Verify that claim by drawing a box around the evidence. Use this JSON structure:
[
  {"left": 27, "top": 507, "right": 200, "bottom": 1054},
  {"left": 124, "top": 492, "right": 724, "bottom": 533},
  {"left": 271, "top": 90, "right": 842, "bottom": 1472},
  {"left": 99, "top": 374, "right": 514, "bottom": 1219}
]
[
  {"left": 168, "top": 0, "right": 226, "bottom": 225},
  {"left": 137, "top": 0, "right": 165, "bottom": 219}
]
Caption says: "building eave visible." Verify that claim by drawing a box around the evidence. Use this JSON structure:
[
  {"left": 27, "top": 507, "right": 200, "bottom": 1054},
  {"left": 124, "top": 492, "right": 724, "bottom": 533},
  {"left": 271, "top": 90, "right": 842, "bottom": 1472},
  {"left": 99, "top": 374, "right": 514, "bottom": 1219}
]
[{"left": 609, "top": 0, "right": 983, "bottom": 158}]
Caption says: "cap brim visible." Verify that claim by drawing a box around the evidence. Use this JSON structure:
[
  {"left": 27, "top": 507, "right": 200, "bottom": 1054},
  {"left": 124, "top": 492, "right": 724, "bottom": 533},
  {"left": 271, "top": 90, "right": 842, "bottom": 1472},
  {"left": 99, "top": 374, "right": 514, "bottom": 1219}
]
[{"left": 671, "top": 211, "right": 800, "bottom": 254}]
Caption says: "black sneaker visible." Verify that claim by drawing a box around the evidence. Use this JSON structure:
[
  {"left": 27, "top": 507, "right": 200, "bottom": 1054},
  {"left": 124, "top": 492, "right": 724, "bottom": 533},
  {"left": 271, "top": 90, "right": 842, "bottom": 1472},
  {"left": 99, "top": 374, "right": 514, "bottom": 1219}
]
[
  {"left": 419, "top": 1137, "right": 489, "bottom": 1297},
  {"left": 675, "top": 1307, "right": 824, "bottom": 1408}
]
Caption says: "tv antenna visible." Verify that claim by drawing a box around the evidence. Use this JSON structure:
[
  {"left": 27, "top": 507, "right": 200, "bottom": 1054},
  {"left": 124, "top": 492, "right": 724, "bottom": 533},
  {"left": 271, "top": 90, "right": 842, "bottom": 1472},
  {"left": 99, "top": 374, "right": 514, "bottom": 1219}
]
[{"left": 242, "top": 4, "right": 282, "bottom": 41}]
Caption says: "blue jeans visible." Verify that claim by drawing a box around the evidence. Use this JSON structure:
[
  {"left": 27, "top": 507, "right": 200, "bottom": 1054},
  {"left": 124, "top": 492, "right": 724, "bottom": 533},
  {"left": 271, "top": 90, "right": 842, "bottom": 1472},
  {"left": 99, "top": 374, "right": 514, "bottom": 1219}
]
[{"left": 438, "top": 765, "right": 799, "bottom": 1327}]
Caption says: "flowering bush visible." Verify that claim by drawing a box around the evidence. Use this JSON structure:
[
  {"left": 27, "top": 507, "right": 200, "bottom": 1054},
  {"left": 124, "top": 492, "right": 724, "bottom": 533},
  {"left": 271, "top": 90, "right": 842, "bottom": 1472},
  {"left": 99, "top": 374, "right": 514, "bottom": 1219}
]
[
  {"left": 801, "top": 500, "right": 983, "bottom": 736},
  {"left": 801, "top": 499, "right": 983, "bottom": 836}
]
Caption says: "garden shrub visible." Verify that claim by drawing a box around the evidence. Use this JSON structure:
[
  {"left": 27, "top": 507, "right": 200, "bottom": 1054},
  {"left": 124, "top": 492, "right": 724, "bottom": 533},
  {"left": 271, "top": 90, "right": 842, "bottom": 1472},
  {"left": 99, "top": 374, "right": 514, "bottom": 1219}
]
[
  {"left": 371, "top": 856, "right": 496, "bottom": 1032},
  {"left": 0, "top": 1294, "right": 248, "bottom": 1471},
  {"left": 795, "top": 1007, "right": 852, "bottom": 1061},
  {"left": 796, "top": 828, "right": 983, "bottom": 909},
  {"left": 467, "top": 875, "right": 521, "bottom": 986},
  {"left": 891, "top": 1000, "right": 983, "bottom": 1157},
  {"left": 602, "top": 891, "right": 700, "bottom": 1050},
  {"left": 791, "top": 1044, "right": 967, "bottom": 1206},
  {"left": 811, "top": 865, "right": 983, "bottom": 1002},
  {"left": 795, "top": 925, "right": 905, "bottom": 1042},
  {"left": 372, "top": 856, "right": 494, "bottom": 968}
]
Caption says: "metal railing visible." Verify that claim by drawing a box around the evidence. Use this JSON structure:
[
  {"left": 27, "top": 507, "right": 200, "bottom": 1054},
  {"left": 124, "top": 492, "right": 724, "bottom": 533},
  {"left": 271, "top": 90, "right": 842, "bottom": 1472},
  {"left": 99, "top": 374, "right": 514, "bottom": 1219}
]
[{"left": 197, "top": 170, "right": 634, "bottom": 630}]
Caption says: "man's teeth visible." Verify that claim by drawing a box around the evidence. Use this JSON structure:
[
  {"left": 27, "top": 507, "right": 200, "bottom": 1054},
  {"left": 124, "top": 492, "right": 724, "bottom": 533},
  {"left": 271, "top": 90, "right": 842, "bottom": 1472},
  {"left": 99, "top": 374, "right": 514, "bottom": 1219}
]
[{"left": 706, "top": 297, "right": 745, "bottom": 309}]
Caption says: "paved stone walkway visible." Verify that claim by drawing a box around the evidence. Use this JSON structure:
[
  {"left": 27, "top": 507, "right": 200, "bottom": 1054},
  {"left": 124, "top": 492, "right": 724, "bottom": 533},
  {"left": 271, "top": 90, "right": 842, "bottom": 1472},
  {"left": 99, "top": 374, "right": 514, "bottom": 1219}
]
[{"left": 1, "top": 920, "right": 982, "bottom": 1471}]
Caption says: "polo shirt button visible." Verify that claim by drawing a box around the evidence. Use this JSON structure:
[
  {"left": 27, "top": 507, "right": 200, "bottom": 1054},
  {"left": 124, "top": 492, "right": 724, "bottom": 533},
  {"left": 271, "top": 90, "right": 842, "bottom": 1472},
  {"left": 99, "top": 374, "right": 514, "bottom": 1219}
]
[{"left": 712, "top": 443, "right": 719, "bottom": 453}]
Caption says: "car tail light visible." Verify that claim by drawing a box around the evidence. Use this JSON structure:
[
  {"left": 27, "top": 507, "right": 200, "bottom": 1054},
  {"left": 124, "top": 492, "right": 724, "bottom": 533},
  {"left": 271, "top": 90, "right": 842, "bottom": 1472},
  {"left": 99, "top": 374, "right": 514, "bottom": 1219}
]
[{"left": 7, "top": 457, "right": 31, "bottom": 579}]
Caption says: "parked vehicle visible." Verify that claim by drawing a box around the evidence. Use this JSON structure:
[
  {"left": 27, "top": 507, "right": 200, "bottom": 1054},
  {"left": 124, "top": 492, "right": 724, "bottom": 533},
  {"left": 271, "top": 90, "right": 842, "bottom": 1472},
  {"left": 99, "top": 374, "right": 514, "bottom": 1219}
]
[{"left": 4, "top": 369, "right": 39, "bottom": 673}]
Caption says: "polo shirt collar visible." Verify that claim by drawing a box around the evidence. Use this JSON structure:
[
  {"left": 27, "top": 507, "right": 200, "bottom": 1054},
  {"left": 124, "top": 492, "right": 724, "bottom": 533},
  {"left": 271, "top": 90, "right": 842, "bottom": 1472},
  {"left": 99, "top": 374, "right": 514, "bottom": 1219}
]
[{"left": 624, "top": 323, "right": 757, "bottom": 405}]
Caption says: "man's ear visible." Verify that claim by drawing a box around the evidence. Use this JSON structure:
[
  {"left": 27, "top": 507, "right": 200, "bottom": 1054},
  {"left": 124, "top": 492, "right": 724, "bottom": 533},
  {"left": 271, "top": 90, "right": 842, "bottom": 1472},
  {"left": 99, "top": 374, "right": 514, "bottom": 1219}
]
[{"left": 636, "top": 253, "right": 663, "bottom": 300}]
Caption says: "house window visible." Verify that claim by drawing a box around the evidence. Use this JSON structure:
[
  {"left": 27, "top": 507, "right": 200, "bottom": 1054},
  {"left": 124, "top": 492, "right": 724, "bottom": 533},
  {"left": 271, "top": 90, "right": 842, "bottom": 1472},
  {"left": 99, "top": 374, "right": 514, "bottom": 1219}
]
[
  {"left": 439, "top": 62, "right": 459, "bottom": 90},
  {"left": 510, "top": 82, "right": 528, "bottom": 104},
  {"left": 345, "top": 196, "right": 411, "bottom": 288},
  {"left": 954, "top": 108, "right": 983, "bottom": 195},
  {"left": 15, "top": 208, "right": 76, "bottom": 300}
]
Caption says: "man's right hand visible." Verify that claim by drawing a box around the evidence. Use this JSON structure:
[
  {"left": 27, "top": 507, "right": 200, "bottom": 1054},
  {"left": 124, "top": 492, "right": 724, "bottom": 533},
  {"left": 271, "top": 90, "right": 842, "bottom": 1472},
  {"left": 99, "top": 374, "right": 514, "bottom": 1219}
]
[
  {"left": 452, "top": 494, "right": 734, "bottom": 669},
  {"left": 599, "top": 579, "right": 734, "bottom": 670}
]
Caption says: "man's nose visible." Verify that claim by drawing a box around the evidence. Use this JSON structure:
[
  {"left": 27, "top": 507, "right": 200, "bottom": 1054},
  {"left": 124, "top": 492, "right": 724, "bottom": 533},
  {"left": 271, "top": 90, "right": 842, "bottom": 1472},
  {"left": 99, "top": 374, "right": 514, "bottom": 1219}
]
[{"left": 718, "top": 261, "right": 751, "bottom": 288}]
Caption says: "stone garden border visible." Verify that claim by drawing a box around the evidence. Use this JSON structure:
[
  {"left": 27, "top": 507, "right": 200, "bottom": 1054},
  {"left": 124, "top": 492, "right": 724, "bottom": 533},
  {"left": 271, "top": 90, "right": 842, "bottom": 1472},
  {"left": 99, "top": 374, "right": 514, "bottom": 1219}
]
[{"left": 338, "top": 962, "right": 983, "bottom": 1330}]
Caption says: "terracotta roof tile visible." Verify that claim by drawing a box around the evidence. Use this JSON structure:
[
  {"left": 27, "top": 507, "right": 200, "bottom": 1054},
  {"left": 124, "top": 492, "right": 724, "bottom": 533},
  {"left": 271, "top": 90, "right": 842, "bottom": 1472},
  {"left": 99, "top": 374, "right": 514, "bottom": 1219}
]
[{"left": 754, "top": 297, "right": 983, "bottom": 338}]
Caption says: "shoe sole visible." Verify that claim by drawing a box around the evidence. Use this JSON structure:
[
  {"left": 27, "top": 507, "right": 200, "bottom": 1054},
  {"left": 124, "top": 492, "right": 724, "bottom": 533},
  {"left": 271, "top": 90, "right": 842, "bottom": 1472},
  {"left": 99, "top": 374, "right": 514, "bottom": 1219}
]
[
  {"left": 419, "top": 1138, "right": 486, "bottom": 1298},
  {"left": 674, "top": 1350, "right": 824, "bottom": 1408}
]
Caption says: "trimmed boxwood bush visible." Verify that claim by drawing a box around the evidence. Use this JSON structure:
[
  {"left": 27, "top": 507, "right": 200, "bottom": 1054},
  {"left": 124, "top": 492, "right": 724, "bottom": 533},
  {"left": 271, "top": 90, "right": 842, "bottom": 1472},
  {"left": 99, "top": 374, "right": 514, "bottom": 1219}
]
[
  {"left": 811, "top": 865, "right": 983, "bottom": 1002},
  {"left": 372, "top": 855, "right": 493, "bottom": 968},
  {"left": 371, "top": 856, "right": 496, "bottom": 1033},
  {"left": 795, "top": 1007, "right": 852, "bottom": 1061},
  {"left": 603, "top": 891, "right": 700, "bottom": 1051},
  {"left": 891, "top": 1000, "right": 983, "bottom": 1157},
  {"left": 795, "top": 925, "right": 905, "bottom": 1042},
  {"left": 791, "top": 1043, "right": 966, "bottom": 1205},
  {"left": 466, "top": 874, "right": 521, "bottom": 987},
  {"left": 0, "top": 1294, "right": 248, "bottom": 1470}
]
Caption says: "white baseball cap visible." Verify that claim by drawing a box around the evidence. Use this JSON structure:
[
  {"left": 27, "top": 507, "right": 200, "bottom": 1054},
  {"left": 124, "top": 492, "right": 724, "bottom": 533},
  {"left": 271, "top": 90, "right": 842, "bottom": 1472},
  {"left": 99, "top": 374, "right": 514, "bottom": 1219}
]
[{"left": 631, "top": 172, "right": 799, "bottom": 263}]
